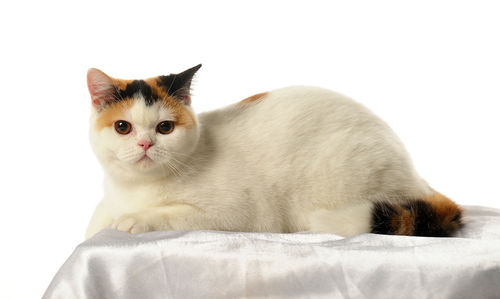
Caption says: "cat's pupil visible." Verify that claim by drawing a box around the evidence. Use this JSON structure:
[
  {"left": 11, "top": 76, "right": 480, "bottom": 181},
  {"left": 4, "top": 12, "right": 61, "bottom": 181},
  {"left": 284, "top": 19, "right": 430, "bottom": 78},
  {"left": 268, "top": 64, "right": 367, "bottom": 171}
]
[
  {"left": 114, "top": 121, "right": 131, "bottom": 135},
  {"left": 157, "top": 121, "right": 174, "bottom": 134}
]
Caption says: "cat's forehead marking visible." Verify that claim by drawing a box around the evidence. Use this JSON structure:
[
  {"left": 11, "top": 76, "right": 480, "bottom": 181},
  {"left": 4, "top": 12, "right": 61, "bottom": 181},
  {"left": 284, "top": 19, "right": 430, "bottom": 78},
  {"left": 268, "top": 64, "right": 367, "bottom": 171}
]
[
  {"left": 94, "top": 77, "right": 196, "bottom": 131},
  {"left": 113, "top": 79, "right": 159, "bottom": 106},
  {"left": 108, "top": 77, "right": 178, "bottom": 106}
]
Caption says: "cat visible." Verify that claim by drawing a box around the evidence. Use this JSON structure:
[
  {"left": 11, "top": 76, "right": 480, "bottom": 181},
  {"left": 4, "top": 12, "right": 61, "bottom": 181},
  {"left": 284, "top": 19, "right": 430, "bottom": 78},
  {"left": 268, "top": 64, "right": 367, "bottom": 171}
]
[{"left": 85, "top": 64, "right": 463, "bottom": 239}]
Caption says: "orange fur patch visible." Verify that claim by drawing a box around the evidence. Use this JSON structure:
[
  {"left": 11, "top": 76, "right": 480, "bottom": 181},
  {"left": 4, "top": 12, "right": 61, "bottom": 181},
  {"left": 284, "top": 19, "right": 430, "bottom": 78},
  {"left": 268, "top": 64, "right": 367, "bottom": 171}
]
[
  {"left": 239, "top": 92, "right": 268, "bottom": 105},
  {"left": 394, "top": 209, "right": 415, "bottom": 235},
  {"left": 160, "top": 98, "right": 196, "bottom": 129},
  {"left": 423, "top": 191, "right": 463, "bottom": 232},
  {"left": 95, "top": 98, "right": 135, "bottom": 131},
  {"left": 112, "top": 78, "right": 134, "bottom": 91}
]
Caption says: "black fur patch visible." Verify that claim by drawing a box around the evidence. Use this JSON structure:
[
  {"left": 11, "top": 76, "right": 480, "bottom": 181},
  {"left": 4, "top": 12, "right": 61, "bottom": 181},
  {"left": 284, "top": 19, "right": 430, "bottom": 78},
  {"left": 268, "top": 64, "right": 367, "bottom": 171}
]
[
  {"left": 404, "top": 200, "right": 447, "bottom": 237},
  {"left": 157, "top": 64, "right": 201, "bottom": 100},
  {"left": 371, "top": 202, "right": 399, "bottom": 234},
  {"left": 371, "top": 200, "right": 452, "bottom": 237},
  {"left": 116, "top": 80, "right": 158, "bottom": 106}
]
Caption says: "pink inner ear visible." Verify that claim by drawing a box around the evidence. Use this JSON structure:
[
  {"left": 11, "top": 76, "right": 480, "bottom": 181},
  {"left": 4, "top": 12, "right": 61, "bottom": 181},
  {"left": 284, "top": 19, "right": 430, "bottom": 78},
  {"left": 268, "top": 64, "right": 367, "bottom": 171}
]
[
  {"left": 92, "top": 98, "right": 102, "bottom": 108},
  {"left": 183, "top": 95, "right": 191, "bottom": 105},
  {"left": 87, "top": 68, "right": 116, "bottom": 109}
]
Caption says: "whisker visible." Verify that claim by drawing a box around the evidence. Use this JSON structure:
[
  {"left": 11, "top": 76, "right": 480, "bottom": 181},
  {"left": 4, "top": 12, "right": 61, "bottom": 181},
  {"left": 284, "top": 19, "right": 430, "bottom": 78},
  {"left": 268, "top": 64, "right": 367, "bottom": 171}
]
[{"left": 166, "top": 160, "right": 181, "bottom": 178}]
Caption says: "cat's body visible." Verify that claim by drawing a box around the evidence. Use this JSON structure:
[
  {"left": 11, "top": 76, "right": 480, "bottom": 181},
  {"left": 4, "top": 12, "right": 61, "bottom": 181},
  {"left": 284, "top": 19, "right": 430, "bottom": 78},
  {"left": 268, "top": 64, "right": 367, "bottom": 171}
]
[{"left": 85, "top": 65, "right": 462, "bottom": 239}]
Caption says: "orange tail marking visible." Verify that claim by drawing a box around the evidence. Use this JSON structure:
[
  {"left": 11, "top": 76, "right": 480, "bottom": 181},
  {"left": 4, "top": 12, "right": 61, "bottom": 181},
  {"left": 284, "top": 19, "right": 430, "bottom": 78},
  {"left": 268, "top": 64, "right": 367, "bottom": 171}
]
[{"left": 422, "top": 191, "right": 463, "bottom": 234}]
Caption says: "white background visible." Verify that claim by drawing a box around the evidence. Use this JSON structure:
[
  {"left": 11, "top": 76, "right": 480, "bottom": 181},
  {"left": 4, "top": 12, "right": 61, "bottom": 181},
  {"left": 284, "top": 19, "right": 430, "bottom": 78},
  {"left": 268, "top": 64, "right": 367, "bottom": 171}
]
[{"left": 1, "top": 1, "right": 499, "bottom": 298}]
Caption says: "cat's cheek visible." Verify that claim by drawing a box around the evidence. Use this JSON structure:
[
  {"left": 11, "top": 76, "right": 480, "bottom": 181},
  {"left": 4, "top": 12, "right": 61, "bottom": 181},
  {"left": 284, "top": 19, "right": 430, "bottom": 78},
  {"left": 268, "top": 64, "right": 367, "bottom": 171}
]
[{"left": 169, "top": 125, "right": 200, "bottom": 154}]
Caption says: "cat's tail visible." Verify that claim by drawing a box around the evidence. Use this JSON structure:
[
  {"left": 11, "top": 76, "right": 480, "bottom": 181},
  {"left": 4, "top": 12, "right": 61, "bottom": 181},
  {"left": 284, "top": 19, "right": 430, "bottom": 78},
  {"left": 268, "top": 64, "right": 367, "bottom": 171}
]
[{"left": 370, "top": 192, "right": 463, "bottom": 237}]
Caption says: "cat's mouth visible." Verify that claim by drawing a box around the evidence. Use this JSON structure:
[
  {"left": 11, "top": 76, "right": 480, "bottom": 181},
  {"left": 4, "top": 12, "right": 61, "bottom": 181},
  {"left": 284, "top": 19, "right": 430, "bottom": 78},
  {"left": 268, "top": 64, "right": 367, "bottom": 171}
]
[{"left": 137, "top": 154, "right": 153, "bottom": 163}]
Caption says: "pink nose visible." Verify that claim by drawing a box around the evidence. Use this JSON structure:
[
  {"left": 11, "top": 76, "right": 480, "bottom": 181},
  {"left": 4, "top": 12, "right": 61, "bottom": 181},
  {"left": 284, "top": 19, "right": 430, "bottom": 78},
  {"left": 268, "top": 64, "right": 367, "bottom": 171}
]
[{"left": 138, "top": 140, "right": 153, "bottom": 151}]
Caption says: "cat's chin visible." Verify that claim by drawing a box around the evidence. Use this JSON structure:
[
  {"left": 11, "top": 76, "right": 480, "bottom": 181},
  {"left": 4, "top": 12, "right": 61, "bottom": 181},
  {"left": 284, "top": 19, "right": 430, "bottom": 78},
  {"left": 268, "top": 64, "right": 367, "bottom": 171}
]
[
  {"left": 109, "top": 161, "right": 169, "bottom": 181},
  {"left": 101, "top": 154, "right": 175, "bottom": 180},
  {"left": 129, "top": 158, "right": 174, "bottom": 178},
  {"left": 136, "top": 156, "right": 155, "bottom": 169}
]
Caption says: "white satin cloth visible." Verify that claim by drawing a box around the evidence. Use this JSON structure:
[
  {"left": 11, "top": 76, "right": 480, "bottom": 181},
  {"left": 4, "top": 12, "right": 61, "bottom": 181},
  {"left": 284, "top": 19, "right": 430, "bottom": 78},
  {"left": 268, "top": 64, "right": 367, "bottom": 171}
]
[{"left": 44, "top": 206, "right": 500, "bottom": 299}]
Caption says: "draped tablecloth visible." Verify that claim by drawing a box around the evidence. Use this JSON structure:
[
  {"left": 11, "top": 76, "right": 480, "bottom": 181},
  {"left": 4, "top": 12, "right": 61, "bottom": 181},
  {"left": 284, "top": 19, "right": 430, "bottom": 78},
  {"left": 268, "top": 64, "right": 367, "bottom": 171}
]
[{"left": 43, "top": 206, "right": 500, "bottom": 299}]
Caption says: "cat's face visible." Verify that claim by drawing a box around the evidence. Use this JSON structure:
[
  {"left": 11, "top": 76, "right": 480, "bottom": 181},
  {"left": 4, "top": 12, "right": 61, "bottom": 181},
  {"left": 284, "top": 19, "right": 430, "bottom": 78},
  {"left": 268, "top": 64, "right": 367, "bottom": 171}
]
[{"left": 87, "top": 65, "right": 201, "bottom": 181}]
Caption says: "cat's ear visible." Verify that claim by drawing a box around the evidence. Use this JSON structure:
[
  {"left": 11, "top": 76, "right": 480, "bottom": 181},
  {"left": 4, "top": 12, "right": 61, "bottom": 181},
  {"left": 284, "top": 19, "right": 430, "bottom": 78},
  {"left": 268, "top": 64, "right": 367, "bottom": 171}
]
[
  {"left": 157, "top": 64, "right": 202, "bottom": 105},
  {"left": 87, "top": 68, "right": 117, "bottom": 110}
]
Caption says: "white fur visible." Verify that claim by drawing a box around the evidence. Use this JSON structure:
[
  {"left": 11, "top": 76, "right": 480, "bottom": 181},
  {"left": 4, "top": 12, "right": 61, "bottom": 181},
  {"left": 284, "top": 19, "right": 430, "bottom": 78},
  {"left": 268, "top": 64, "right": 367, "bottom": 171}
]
[{"left": 86, "top": 86, "right": 432, "bottom": 239}]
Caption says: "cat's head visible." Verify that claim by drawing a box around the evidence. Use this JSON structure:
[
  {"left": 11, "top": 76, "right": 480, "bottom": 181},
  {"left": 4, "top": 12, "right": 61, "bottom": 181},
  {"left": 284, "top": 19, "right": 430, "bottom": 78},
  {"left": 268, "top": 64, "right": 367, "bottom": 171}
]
[{"left": 87, "top": 65, "right": 201, "bottom": 181}]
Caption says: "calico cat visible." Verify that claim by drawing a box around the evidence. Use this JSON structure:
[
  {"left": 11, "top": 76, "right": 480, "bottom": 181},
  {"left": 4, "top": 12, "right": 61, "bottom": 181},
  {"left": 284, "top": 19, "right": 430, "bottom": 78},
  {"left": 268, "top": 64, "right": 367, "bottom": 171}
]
[{"left": 85, "top": 64, "right": 463, "bottom": 239}]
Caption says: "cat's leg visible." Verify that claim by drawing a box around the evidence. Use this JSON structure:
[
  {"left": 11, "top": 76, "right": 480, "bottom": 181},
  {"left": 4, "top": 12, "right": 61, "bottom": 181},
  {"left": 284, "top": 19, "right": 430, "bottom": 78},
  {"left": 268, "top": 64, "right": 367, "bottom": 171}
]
[
  {"left": 85, "top": 200, "right": 113, "bottom": 239},
  {"left": 307, "top": 202, "right": 373, "bottom": 237},
  {"left": 111, "top": 204, "right": 215, "bottom": 234}
]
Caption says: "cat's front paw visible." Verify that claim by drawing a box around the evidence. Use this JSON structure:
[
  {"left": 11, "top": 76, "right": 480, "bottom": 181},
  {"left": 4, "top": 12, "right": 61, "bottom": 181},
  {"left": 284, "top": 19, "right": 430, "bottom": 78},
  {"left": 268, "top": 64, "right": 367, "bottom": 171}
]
[{"left": 111, "top": 213, "right": 156, "bottom": 234}]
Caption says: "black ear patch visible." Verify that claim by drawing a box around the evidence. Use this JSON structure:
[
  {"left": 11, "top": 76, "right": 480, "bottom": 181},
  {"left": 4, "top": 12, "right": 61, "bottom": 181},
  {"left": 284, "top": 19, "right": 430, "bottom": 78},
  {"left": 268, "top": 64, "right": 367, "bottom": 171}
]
[{"left": 157, "top": 64, "right": 202, "bottom": 104}]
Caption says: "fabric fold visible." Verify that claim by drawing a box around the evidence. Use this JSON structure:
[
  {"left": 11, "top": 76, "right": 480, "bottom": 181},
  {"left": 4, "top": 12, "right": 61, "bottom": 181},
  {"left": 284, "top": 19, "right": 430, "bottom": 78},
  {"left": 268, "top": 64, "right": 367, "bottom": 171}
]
[{"left": 43, "top": 206, "right": 500, "bottom": 299}]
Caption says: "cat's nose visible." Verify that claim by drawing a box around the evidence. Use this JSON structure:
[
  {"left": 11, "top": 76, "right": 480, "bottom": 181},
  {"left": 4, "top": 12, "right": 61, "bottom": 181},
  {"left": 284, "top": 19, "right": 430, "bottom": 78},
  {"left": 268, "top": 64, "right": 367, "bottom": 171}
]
[{"left": 138, "top": 140, "right": 153, "bottom": 151}]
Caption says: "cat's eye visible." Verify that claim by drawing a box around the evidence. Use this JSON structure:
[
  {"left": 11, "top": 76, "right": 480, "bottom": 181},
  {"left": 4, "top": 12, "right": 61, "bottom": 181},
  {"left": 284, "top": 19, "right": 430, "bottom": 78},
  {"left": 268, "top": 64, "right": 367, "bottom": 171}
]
[
  {"left": 114, "top": 120, "right": 132, "bottom": 135},
  {"left": 156, "top": 121, "right": 175, "bottom": 135}
]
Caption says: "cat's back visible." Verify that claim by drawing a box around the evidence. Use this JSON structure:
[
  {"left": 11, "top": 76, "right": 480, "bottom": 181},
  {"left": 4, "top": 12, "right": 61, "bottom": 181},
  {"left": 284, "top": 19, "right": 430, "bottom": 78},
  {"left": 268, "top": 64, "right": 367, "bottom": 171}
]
[{"left": 198, "top": 86, "right": 392, "bottom": 147}]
